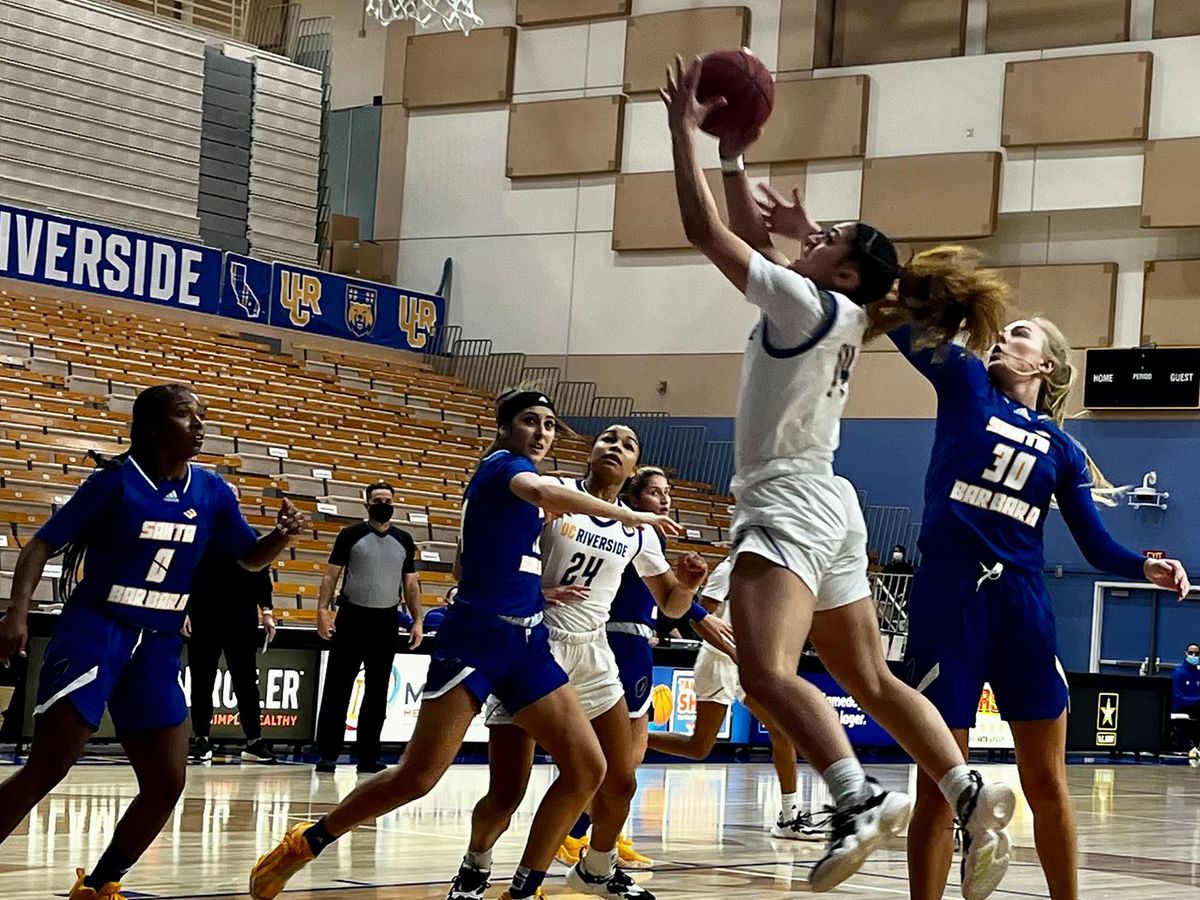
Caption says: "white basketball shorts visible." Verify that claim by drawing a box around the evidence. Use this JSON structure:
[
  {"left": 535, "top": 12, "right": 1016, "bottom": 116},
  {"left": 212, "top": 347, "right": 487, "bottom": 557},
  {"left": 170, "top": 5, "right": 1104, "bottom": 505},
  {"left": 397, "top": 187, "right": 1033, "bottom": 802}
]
[
  {"left": 730, "top": 473, "right": 872, "bottom": 612},
  {"left": 693, "top": 643, "right": 743, "bottom": 706},
  {"left": 486, "top": 625, "right": 624, "bottom": 725}
]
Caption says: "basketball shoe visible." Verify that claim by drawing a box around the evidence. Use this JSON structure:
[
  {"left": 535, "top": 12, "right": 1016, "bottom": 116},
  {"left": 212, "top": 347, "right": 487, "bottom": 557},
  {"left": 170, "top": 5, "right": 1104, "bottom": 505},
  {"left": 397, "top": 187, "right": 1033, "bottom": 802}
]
[
  {"left": 446, "top": 860, "right": 491, "bottom": 900},
  {"left": 771, "top": 807, "right": 830, "bottom": 842},
  {"left": 556, "top": 834, "right": 587, "bottom": 866},
  {"left": 249, "top": 821, "right": 316, "bottom": 899},
  {"left": 956, "top": 771, "right": 1016, "bottom": 900},
  {"left": 808, "top": 779, "right": 911, "bottom": 892},
  {"left": 497, "top": 889, "right": 547, "bottom": 900},
  {"left": 567, "top": 858, "right": 655, "bottom": 898},
  {"left": 68, "top": 869, "right": 125, "bottom": 899},
  {"left": 617, "top": 834, "right": 653, "bottom": 869}
]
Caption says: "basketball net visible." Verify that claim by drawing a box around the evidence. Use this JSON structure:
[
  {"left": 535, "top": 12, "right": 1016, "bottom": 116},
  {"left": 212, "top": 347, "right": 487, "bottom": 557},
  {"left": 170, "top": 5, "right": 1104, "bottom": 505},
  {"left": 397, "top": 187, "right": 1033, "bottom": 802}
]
[{"left": 366, "top": 0, "right": 483, "bottom": 34}]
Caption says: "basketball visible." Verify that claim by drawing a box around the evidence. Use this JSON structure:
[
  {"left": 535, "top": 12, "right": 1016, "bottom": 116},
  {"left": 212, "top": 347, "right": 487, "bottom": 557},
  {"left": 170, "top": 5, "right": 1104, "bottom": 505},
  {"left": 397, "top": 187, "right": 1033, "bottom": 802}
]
[{"left": 695, "top": 48, "right": 774, "bottom": 140}]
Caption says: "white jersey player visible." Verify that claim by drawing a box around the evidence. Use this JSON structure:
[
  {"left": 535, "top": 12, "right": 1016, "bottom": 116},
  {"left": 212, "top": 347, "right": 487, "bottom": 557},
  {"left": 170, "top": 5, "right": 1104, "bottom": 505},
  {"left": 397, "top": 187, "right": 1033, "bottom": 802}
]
[
  {"left": 451, "top": 425, "right": 708, "bottom": 900},
  {"left": 664, "top": 55, "right": 1016, "bottom": 898}
]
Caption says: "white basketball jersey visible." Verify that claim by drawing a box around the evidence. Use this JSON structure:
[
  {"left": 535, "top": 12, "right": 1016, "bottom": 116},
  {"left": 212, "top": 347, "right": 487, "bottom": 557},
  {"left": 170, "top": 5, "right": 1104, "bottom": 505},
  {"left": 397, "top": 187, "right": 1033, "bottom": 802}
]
[
  {"left": 541, "top": 479, "right": 669, "bottom": 633},
  {"left": 700, "top": 556, "right": 733, "bottom": 625},
  {"left": 733, "top": 253, "right": 867, "bottom": 493}
]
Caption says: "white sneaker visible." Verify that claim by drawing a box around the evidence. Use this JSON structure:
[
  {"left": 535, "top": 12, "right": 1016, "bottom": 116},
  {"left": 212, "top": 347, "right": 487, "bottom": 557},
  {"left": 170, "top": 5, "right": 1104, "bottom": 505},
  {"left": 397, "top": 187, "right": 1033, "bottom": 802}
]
[
  {"left": 1188, "top": 746, "right": 1199, "bottom": 761},
  {"left": 771, "top": 808, "right": 831, "bottom": 842},
  {"left": 566, "top": 861, "right": 654, "bottom": 899},
  {"left": 808, "top": 780, "right": 911, "bottom": 892},
  {"left": 956, "top": 771, "right": 1016, "bottom": 900}
]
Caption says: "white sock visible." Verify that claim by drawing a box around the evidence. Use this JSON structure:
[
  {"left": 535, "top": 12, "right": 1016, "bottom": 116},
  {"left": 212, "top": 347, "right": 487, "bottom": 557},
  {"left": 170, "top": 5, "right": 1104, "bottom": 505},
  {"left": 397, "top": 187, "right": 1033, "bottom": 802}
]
[
  {"left": 465, "top": 848, "right": 493, "bottom": 871},
  {"left": 780, "top": 791, "right": 798, "bottom": 814},
  {"left": 581, "top": 845, "right": 616, "bottom": 879},
  {"left": 938, "top": 765, "right": 976, "bottom": 808},
  {"left": 822, "top": 757, "right": 869, "bottom": 810}
]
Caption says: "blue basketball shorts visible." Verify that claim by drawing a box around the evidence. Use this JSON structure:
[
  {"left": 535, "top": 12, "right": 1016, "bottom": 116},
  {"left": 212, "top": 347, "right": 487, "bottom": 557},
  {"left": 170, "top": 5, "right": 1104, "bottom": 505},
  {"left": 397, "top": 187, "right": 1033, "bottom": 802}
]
[
  {"left": 422, "top": 602, "right": 568, "bottom": 716},
  {"left": 904, "top": 554, "right": 1068, "bottom": 729},
  {"left": 35, "top": 602, "right": 189, "bottom": 736},
  {"left": 606, "top": 629, "right": 654, "bottom": 719}
]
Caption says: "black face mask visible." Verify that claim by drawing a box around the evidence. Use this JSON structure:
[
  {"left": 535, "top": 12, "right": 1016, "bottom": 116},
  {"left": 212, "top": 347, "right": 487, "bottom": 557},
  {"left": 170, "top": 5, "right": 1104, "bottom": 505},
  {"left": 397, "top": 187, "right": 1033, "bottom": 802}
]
[{"left": 368, "top": 502, "right": 393, "bottom": 524}]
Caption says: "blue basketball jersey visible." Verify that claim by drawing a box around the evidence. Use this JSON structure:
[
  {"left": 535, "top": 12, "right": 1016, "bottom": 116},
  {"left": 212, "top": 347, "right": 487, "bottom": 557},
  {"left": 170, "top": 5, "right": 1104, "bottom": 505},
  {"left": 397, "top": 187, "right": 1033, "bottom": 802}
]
[
  {"left": 37, "top": 460, "right": 259, "bottom": 631},
  {"left": 607, "top": 528, "right": 666, "bottom": 627},
  {"left": 891, "top": 327, "right": 1144, "bottom": 579},
  {"left": 456, "top": 449, "right": 545, "bottom": 619}
]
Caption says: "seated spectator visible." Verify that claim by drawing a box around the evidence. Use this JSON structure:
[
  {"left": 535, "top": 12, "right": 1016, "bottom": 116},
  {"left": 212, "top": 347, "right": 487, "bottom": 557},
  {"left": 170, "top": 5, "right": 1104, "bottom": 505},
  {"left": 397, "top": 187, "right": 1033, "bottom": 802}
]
[{"left": 1173, "top": 643, "right": 1200, "bottom": 759}]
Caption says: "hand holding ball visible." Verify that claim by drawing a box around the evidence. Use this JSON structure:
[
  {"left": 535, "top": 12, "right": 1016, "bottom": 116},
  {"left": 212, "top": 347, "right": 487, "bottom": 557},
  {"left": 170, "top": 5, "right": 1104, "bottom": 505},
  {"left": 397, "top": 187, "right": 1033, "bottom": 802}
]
[{"left": 695, "top": 48, "right": 774, "bottom": 143}]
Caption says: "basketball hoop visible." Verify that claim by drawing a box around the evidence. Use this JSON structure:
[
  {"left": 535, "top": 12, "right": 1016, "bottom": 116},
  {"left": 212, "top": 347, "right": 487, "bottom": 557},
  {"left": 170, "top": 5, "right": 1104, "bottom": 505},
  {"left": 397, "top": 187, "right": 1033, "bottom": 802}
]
[{"left": 366, "top": 0, "right": 483, "bottom": 34}]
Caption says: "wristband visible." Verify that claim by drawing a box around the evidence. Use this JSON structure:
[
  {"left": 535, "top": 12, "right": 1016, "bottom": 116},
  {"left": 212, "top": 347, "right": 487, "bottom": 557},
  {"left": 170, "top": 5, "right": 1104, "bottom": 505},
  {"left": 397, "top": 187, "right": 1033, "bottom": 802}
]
[
  {"left": 686, "top": 600, "right": 709, "bottom": 623},
  {"left": 720, "top": 154, "right": 745, "bottom": 175}
]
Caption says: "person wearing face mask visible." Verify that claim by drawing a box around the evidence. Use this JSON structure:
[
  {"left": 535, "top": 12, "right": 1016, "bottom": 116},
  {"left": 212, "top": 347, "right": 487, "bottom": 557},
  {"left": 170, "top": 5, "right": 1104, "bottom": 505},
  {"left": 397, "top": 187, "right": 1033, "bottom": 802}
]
[
  {"left": 1173, "top": 643, "right": 1200, "bottom": 760},
  {"left": 312, "top": 480, "right": 423, "bottom": 774}
]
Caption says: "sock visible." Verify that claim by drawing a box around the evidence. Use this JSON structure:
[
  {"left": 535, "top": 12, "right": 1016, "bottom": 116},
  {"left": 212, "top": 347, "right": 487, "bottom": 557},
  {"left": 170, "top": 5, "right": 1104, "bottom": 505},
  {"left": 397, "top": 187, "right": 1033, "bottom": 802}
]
[
  {"left": 581, "top": 845, "right": 616, "bottom": 879},
  {"left": 303, "top": 818, "right": 338, "bottom": 857},
  {"left": 569, "top": 812, "right": 592, "bottom": 839},
  {"left": 464, "top": 847, "right": 493, "bottom": 871},
  {"left": 822, "top": 757, "right": 870, "bottom": 810},
  {"left": 509, "top": 866, "right": 546, "bottom": 899},
  {"left": 780, "top": 791, "right": 798, "bottom": 815},
  {"left": 938, "top": 765, "right": 976, "bottom": 808},
  {"left": 84, "top": 847, "right": 135, "bottom": 888}
]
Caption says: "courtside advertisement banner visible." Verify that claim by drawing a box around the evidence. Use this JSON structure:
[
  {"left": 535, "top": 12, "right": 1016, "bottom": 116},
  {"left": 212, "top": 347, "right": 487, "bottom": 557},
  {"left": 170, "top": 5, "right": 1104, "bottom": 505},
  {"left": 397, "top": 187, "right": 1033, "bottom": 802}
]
[
  {"left": 647, "top": 665, "right": 735, "bottom": 741},
  {"left": 969, "top": 683, "right": 1015, "bottom": 750}
]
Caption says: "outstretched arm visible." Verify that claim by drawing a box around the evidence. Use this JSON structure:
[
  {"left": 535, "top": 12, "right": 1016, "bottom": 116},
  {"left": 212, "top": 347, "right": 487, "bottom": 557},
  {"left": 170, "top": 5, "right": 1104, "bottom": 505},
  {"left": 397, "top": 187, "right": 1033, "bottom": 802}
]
[
  {"left": 721, "top": 169, "right": 790, "bottom": 266},
  {"left": 509, "top": 473, "right": 682, "bottom": 537}
]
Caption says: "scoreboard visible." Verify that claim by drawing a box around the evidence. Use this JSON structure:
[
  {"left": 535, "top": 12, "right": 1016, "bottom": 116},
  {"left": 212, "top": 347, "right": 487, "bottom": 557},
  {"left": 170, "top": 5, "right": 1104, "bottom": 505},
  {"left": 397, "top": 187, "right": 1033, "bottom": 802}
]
[{"left": 1084, "top": 347, "right": 1200, "bottom": 410}]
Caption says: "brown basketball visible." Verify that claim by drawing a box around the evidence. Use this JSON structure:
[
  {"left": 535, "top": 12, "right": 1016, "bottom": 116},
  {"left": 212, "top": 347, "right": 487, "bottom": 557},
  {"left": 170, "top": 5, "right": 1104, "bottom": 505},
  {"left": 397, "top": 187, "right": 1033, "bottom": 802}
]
[{"left": 695, "top": 48, "right": 774, "bottom": 140}]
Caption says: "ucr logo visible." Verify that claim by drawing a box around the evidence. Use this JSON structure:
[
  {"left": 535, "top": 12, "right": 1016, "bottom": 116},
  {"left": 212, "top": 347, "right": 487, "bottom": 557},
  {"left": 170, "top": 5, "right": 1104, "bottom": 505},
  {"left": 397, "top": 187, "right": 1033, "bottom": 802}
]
[{"left": 279, "top": 271, "right": 323, "bottom": 327}]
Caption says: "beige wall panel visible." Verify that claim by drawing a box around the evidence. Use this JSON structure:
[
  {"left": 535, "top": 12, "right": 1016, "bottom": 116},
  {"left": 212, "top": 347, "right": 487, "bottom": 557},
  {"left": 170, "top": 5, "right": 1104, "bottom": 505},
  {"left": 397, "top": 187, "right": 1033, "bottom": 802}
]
[
  {"left": 993, "top": 263, "right": 1117, "bottom": 348},
  {"left": 985, "top": 0, "right": 1129, "bottom": 53},
  {"left": 622, "top": 7, "right": 750, "bottom": 95},
  {"left": 1142, "top": 259, "right": 1200, "bottom": 345},
  {"left": 517, "top": 0, "right": 630, "bottom": 26},
  {"left": 612, "top": 169, "right": 730, "bottom": 251},
  {"left": 1153, "top": 0, "right": 1200, "bottom": 39},
  {"left": 1001, "top": 53, "right": 1152, "bottom": 147},
  {"left": 745, "top": 75, "right": 868, "bottom": 164},
  {"left": 778, "top": 0, "right": 833, "bottom": 72},
  {"left": 1141, "top": 137, "right": 1200, "bottom": 229},
  {"left": 374, "top": 104, "right": 409, "bottom": 241},
  {"left": 403, "top": 27, "right": 517, "bottom": 109},
  {"left": 832, "top": 0, "right": 967, "bottom": 67},
  {"left": 859, "top": 152, "right": 1000, "bottom": 241},
  {"left": 843, "top": 350, "right": 937, "bottom": 418},
  {"left": 507, "top": 96, "right": 625, "bottom": 178}
]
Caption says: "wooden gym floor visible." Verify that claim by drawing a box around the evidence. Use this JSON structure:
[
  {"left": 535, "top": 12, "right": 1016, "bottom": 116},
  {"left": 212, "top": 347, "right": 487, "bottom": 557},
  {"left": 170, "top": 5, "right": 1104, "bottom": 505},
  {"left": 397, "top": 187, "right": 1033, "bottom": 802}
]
[{"left": 0, "top": 757, "right": 1197, "bottom": 898}]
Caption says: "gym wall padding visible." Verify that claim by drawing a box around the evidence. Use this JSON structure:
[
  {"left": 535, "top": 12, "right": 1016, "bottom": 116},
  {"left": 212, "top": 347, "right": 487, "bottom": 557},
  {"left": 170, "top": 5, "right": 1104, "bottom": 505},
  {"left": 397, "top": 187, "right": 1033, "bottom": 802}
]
[
  {"left": 993, "top": 263, "right": 1118, "bottom": 348},
  {"left": 402, "top": 27, "right": 516, "bottom": 109},
  {"left": 1142, "top": 260, "right": 1200, "bottom": 346},
  {"left": 745, "top": 75, "right": 869, "bottom": 164},
  {"left": 831, "top": 0, "right": 967, "bottom": 67},
  {"left": 506, "top": 95, "right": 625, "bottom": 178},
  {"left": 1141, "top": 138, "right": 1200, "bottom": 228},
  {"left": 1001, "top": 52, "right": 1152, "bottom": 147},
  {"left": 859, "top": 151, "right": 1001, "bottom": 241},
  {"left": 985, "top": 0, "right": 1130, "bottom": 53},
  {"left": 622, "top": 6, "right": 751, "bottom": 96},
  {"left": 516, "top": 0, "right": 630, "bottom": 27},
  {"left": 612, "top": 169, "right": 729, "bottom": 251}
]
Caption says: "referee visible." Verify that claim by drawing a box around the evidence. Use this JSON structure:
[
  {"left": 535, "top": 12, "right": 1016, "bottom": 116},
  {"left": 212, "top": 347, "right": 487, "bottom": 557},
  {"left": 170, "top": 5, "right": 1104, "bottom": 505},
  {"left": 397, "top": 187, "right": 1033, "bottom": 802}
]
[{"left": 314, "top": 481, "right": 423, "bottom": 773}]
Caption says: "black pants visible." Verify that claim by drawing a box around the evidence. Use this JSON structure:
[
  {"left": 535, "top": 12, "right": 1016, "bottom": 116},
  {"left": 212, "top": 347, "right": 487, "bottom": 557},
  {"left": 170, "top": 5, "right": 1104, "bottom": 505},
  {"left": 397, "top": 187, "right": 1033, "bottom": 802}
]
[
  {"left": 315, "top": 604, "right": 399, "bottom": 766},
  {"left": 189, "top": 621, "right": 262, "bottom": 742}
]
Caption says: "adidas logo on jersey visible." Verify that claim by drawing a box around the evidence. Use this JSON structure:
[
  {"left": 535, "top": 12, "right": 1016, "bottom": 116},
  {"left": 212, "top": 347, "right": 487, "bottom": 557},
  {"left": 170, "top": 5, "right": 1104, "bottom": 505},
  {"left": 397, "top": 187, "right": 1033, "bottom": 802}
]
[{"left": 164, "top": 490, "right": 179, "bottom": 502}]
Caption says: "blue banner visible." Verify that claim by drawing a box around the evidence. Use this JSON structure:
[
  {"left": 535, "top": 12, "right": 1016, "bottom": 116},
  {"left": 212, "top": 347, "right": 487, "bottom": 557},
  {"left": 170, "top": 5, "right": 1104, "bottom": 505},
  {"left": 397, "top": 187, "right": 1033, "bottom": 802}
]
[
  {"left": 0, "top": 203, "right": 222, "bottom": 315},
  {"left": 750, "top": 672, "right": 899, "bottom": 749},
  {"left": 647, "top": 665, "right": 751, "bottom": 744},
  {"left": 269, "top": 264, "right": 445, "bottom": 353},
  {"left": 219, "top": 253, "right": 271, "bottom": 323}
]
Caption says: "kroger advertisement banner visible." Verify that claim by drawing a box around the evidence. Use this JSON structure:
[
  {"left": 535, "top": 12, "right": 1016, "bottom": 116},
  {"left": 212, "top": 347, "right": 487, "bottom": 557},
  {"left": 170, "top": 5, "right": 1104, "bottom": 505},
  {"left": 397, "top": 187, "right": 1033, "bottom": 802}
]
[
  {"left": 751, "top": 672, "right": 899, "bottom": 750},
  {"left": 0, "top": 204, "right": 222, "bottom": 315},
  {"left": 270, "top": 264, "right": 445, "bottom": 353},
  {"left": 0, "top": 203, "right": 445, "bottom": 354}
]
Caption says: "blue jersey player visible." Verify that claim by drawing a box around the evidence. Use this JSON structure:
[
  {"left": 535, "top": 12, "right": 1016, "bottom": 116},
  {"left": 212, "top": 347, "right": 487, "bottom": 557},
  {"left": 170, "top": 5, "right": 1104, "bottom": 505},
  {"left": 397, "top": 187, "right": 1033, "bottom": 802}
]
[
  {"left": 0, "top": 384, "right": 306, "bottom": 900},
  {"left": 893, "top": 318, "right": 1189, "bottom": 900},
  {"left": 250, "top": 389, "right": 681, "bottom": 900}
]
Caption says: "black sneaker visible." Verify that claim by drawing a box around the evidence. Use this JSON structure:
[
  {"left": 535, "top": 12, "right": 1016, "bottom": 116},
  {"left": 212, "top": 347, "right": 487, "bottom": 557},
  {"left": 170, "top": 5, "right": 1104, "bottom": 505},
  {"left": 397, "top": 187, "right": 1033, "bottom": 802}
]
[
  {"left": 566, "top": 862, "right": 655, "bottom": 898},
  {"left": 189, "top": 736, "right": 212, "bottom": 763},
  {"left": 446, "top": 861, "right": 491, "bottom": 900},
  {"left": 356, "top": 760, "right": 387, "bottom": 774},
  {"left": 808, "top": 779, "right": 911, "bottom": 892},
  {"left": 956, "top": 770, "right": 1015, "bottom": 900},
  {"left": 771, "top": 808, "right": 831, "bottom": 842},
  {"left": 314, "top": 759, "right": 337, "bottom": 773},
  {"left": 241, "top": 740, "right": 278, "bottom": 764}
]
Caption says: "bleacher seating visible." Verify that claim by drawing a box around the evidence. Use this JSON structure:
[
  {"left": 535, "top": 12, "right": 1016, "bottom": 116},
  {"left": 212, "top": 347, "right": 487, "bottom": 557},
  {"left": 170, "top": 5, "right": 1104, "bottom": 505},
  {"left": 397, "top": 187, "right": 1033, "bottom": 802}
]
[{"left": 0, "top": 291, "right": 735, "bottom": 622}]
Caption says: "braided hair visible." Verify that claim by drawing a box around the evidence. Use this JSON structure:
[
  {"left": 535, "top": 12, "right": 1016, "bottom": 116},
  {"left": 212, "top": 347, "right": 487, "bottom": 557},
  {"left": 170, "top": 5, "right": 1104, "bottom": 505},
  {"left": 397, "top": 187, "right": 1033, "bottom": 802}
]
[{"left": 58, "top": 383, "right": 195, "bottom": 597}]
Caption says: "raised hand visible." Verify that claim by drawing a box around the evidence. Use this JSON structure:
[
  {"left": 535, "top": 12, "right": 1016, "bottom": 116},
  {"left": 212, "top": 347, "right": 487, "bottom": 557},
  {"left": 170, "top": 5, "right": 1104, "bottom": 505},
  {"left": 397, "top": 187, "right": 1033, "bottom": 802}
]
[
  {"left": 675, "top": 551, "right": 709, "bottom": 590},
  {"left": 755, "top": 183, "right": 821, "bottom": 241},
  {"left": 661, "top": 55, "right": 727, "bottom": 136},
  {"left": 625, "top": 509, "right": 683, "bottom": 537},
  {"left": 276, "top": 498, "right": 307, "bottom": 536}
]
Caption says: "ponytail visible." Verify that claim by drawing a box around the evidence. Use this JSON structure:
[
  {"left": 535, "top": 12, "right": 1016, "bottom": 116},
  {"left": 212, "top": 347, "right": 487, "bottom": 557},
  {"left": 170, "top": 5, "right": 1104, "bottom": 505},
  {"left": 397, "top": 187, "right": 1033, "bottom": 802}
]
[
  {"left": 58, "top": 449, "right": 130, "bottom": 598},
  {"left": 864, "top": 246, "right": 1011, "bottom": 355}
]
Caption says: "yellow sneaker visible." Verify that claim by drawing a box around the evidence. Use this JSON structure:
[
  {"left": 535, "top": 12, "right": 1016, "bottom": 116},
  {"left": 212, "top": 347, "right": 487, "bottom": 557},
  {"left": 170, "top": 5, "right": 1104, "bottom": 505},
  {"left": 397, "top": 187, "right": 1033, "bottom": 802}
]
[
  {"left": 617, "top": 834, "right": 654, "bottom": 869},
  {"left": 249, "top": 821, "right": 317, "bottom": 900},
  {"left": 68, "top": 869, "right": 126, "bottom": 899},
  {"left": 497, "top": 889, "right": 548, "bottom": 899},
  {"left": 555, "top": 833, "right": 587, "bottom": 867}
]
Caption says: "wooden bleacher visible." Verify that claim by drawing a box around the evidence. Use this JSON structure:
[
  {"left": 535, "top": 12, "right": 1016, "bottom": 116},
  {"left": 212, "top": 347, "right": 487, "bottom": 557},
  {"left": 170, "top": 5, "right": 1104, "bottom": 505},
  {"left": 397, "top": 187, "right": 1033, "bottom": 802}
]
[{"left": 0, "top": 293, "right": 733, "bottom": 620}]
